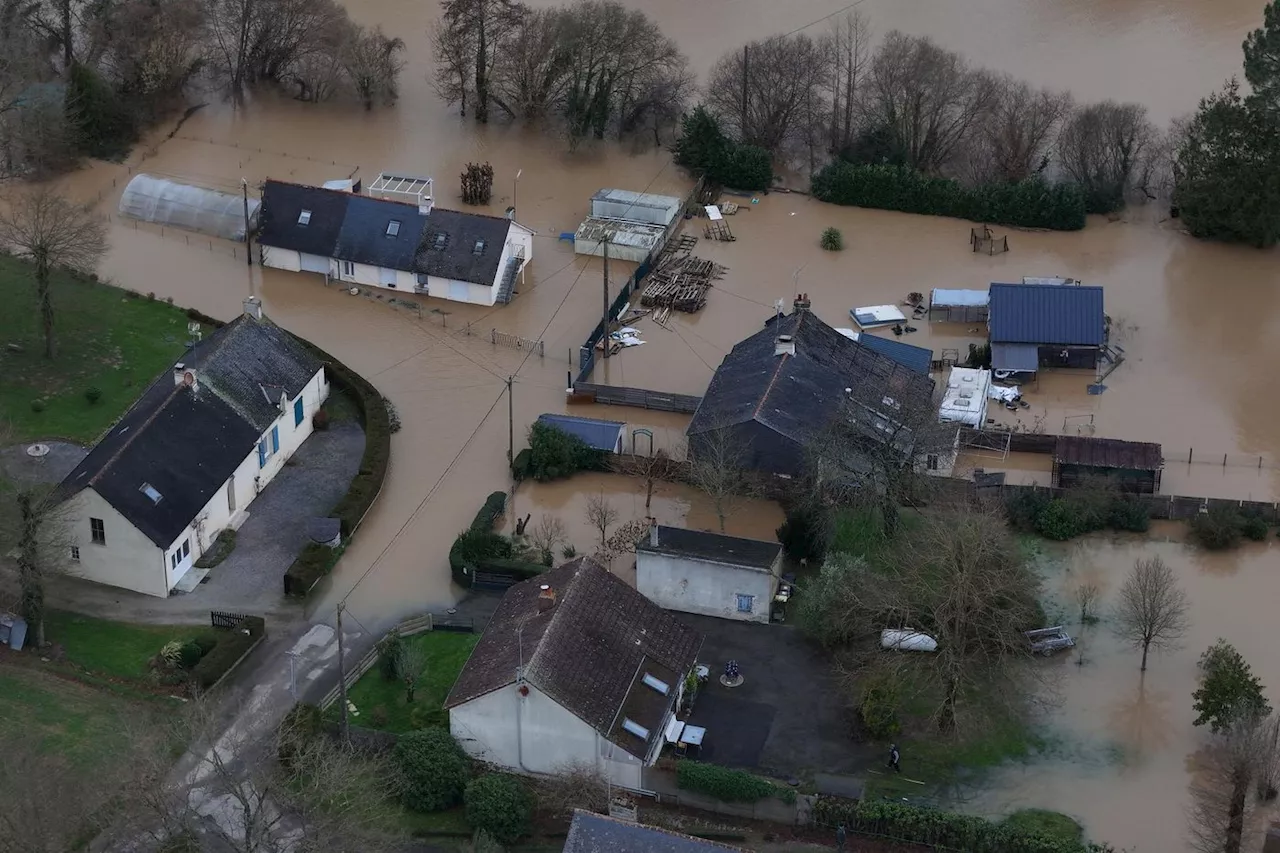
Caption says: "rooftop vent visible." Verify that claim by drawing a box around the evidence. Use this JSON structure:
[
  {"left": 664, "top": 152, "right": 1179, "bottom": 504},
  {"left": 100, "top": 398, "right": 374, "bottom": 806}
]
[
  {"left": 139, "top": 482, "right": 163, "bottom": 504},
  {"left": 173, "top": 363, "right": 197, "bottom": 389},
  {"left": 431, "top": 233, "right": 447, "bottom": 251},
  {"left": 621, "top": 718, "right": 650, "bottom": 740},
  {"left": 537, "top": 584, "right": 556, "bottom": 613},
  {"left": 297, "top": 209, "right": 312, "bottom": 226},
  {"left": 774, "top": 334, "right": 796, "bottom": 357},
  {"left": 386, "top": 219, "right": 401, "bottom": 237},
  {"left": 473, "top": 239, "right": 486, "bottom": 255},
  {"left": 642, "top": 673, "right": 670, "bottom": 695}
]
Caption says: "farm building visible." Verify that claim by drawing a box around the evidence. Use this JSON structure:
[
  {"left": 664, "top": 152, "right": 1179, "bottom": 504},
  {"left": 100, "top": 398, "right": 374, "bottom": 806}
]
[
  {"left": 635, "top": 525, "right": 783, "bottom": 624},
  {"left": 988, "top": 283, "right": 1106, "bottom": 374},
  {"left": 1052, "top": 435, "right": 1163, "bottom": 494},
  {"left": 118, "top": 174, "right": 261, "bottom": 242},
  {"left": 928, "top": 288, "right": 989, "bottom": 324},
  {"left": 573, "top": 217, "right": 665, "bottom": 263},
  {"left": 590, "top": 188, "right": 682, "bottom": 227}
]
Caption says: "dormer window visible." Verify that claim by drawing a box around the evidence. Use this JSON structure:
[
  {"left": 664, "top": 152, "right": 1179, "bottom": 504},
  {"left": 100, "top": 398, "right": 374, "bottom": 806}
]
[
  {"left": 139, "top": 483, "right": 163, "bottom": 504},
  {"left": 386, "top": 219, "right": 401, "bottom": 237},
  {"left": 431, "top": 233, "right": 447, "bottom": 251},
  {"left": 297, "top": 209, "right": 312, "bottom": 226}
]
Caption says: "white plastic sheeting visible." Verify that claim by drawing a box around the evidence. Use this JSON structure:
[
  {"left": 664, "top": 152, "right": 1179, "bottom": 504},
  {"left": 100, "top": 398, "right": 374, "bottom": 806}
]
[{"left": 118, "top": 174, "right": 260, "bottom": 242}]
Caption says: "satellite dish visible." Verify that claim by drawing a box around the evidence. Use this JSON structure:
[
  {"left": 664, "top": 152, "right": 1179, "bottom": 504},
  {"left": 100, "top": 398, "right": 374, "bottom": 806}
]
[{"left": 182, "top": 371, "right": 195, "bottom": 386}]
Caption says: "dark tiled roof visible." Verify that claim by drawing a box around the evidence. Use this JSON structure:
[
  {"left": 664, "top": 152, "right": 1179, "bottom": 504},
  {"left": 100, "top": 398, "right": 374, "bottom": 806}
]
[
  {"left": 636, "top": 527, "right": 780, "bottom": 571},
  {"left": 414, "top": 207, "right": 513, "bottom": 286},
  {"left": 333, "top": 194, "right": 430, "bottom": 271},
  {"left": 687, "top": 311, "right": 935, "bottom": 450},
  {"left": 536, "top": 414, "right": 625, "bottom": 451},
  {"left": 988, "top": 283, "right": 1105, "bottom": 346},
  {"left": 446, "top": 558, "right": 703, "bottom": 760},
  {"left": 563, "top": 811, "right": 748, "bottom": 853},
  {"left": 855, "top": 334, "right": 933, "bottom": 376},
  {"left": 58, "top": 316, "right": 322, "bottom": 547},
  {"left": 1054, "top": 436, "right": 1163, "bottom": 471},
  {"left": 257, "top": 180, "right": 350, "bottom": 257}
]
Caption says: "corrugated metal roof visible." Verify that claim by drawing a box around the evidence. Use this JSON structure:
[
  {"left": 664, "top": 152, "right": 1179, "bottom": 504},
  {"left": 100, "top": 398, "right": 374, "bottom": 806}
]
[
  {"left": 856, "top": 334, "right": 933, "bottom": 376},
  {"left": 537, "top": 413, "right": 625, "bottom": 451},
  {"left": 931, "top": 288, "right": 989, "bottom": 308},
  {"left": 636, "top": 526, "right": 781, "bottom": 570},
  {"left": 988, "top": 283, "right": 1105, "bottom": 346},
  {"left": 991, "top": 342, "right": 1039, "bottom": 372},
  {"left": 1054, "top": 436, "right": 1163, "bottom": 471}
]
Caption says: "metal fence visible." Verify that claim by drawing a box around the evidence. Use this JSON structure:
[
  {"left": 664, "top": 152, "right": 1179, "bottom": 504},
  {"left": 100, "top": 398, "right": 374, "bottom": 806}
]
[
  {"left": 210, "top": 610, "right": 253, "bottom": 629},
  {"left": 991, "top": 482, "right": 1280, "bottom": 522},
  {"left": 491, "top": 328, "right": 545, "bottom": 357}
]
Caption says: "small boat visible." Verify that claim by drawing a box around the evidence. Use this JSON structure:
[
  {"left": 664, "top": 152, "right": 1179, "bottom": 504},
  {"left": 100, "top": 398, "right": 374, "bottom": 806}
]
[
  {"left": 881, "top": 628, "right": 938, "bottom": 653},
  {"left": 1027, "top": 626, "right": 1076, "bottom": 656}
]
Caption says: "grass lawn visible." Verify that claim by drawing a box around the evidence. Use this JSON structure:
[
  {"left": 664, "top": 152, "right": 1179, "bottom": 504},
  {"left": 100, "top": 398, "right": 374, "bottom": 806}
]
[
  {"left": 1002, "top": 808, "right": 1083, "bottom": 842},
  {"left": 344, "top": 631, "right": 480, "bottom": 733},
  {"left": 44, "top": 609, "right": 199, "bottom": 680},
  {"left": 0, "top": 665, "right": 165, "bottom": 767},
  {"left": 0, "top": 255, "right": 210, "bottom": 443}
]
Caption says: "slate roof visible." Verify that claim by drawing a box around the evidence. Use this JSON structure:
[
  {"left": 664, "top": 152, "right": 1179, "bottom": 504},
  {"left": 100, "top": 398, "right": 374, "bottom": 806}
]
[
  {"left": 536, "top": 414, "right": 625, "bottom": 451},
  {"left": 257, "top": 180, "right": 350, "bottom": 258},
  {"left": 563, "top": 811, "right": 748, "bottom": 853},
  {"left": 1054, "top": 436, "right": 1163, "bottom": 471},
  {"left": 636, "top": 526, "right": 780, "bottom": 571},
  {"left": 687, "top": 310, "right": 935, "bottom": 450},
  {"left": 414, "top": 207, "right": 513, "bottom": 286},
  {"left": 445, "top": 557, "right": 703, "bottom": 760},
  {"left": 333, "top": 194, "right": 429, "bottom": 271},
  {"left": 988, "top": 283, "right": 1105, "bottom": 346},
  {"left": 58, "top": 316, "right": 323, "bottom": 548},
  {"left": 855, "top": 334, "right": 933, "bottom": 376}
]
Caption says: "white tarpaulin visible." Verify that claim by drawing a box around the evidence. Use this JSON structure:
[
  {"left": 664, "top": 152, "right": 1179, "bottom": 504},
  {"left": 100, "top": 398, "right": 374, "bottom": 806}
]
[{"left": 988, "top": 384, "right": 1021, "bottom": 403}]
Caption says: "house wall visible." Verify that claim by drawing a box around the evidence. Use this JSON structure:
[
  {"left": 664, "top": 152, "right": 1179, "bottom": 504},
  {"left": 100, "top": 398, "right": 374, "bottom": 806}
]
[
  {"left": 1036, "top": 345, "right": 1099, "bottom": 370},
  {"left": 260, "top": 245, "right": 302, "bottom": 273},
  {"left": 450, "top": 683, "right": 644, "bottom": 789},
  {"left": 331, "top": 259, "right": 416, "bottom": 292},
  {"left": 62, "top": 489, "right": 166, "bottom": 597},
  {"left": 419, "top": 274, "right": 498, "bottom": 306},
  {"left": 636, "top": 552, "right": 778, "bottom": 623}
]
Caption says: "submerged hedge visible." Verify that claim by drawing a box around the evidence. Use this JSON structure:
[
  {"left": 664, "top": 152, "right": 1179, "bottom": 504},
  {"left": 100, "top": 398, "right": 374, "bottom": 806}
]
[
  {"left": 449, "top": 491, "right": 548, "bottom": 588},
  {"left": 284, "top": 341, "right": 391, "bottom": 597},
  {"left": 810, "top": 163, "right": 1087, "bottom": 231}
]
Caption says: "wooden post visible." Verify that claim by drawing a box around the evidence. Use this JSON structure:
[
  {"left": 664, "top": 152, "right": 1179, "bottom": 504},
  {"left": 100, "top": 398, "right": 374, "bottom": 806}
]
[
  {"left": 601, "top": 237, "right": 610, "bottom": 360},
  {"left": 242, "top": 180, "right": 252, "bottom": 268},
  {"left": 336, "top": 603, "right": 350, "bottom": 743},
  {"left": 507, "top": 376, "right": 514, "bottom": 465}
]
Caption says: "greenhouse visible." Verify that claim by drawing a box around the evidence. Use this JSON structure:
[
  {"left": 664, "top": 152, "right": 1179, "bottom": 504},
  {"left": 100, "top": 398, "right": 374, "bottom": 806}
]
[{"left": 118, "top": 174, "right": 260, "bottom": 242}]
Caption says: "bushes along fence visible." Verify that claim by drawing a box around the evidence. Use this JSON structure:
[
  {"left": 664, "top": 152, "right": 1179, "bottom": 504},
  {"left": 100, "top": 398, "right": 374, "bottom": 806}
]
[
  {"left": 188, "top": 615, "right": 267, "bottom": 691},
  {"left": 449, "top": 492, "right": 549, "bottom": 589},
  {"left": 810, "top": 163, "right": 1087, "bottom": 231},
  {"left": 676, "top": 760, "right": 795, "bottom": 804}
]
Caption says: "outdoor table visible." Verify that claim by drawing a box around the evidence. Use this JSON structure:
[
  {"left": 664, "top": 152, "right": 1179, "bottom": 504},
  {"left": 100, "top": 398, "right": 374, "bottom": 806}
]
[{"left": 680, "top": 725, "right": 706, "bottom": 747}]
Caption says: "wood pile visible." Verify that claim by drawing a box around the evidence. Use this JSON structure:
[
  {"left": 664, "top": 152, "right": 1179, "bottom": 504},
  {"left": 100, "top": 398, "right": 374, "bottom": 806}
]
[{"left": 638, "top": 255, "right": 727, "bottom": 314}]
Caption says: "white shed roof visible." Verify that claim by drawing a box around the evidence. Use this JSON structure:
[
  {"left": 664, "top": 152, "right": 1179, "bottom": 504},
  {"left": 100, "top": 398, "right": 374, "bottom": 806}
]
[
  {"left": 592, "top": 188, "right": 682, "bottom": 212},
  {"left": 930, "top": 288, "right": 989, "bottom": 308}
]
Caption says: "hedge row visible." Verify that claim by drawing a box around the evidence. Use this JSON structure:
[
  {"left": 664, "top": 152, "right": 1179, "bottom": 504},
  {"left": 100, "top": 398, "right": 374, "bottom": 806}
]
[
  {"left": 449, "top": 492, "right": 548, "bottom": 588},
  {"left": 810, "top": 163, "right": 1087, "bottom": 231},
  {"left": 189, "top": 616, "right": 267, "bottom": 690},
  {"left": 812, "top": 800, "right": 1112, "bottom": 853},
  {"left": 675, "top": 760, "right": 794, "bottom": 804},
  {"left": 284, "top": 341, "right": 391, "bottom": 597}
]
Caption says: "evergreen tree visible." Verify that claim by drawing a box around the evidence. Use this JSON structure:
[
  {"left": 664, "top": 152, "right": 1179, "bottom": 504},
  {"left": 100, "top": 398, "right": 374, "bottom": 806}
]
[
  {"left": 1193, "top": 639, "right": 1271, "bottom": 734},
  {"left": 1243, "top": 0, "right": 1280, "bottom": 114}
]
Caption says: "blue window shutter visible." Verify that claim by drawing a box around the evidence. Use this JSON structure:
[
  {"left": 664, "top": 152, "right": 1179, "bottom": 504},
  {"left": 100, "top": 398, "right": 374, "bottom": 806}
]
[
  {"left": 294, "top": 397, "right": 304, "bottom": 426},
  {"left": 258, "top": 440, "right": 267, "bottom": 468},
  {"left": 271, "top": 426, "right": 279, "bottom": 453}
]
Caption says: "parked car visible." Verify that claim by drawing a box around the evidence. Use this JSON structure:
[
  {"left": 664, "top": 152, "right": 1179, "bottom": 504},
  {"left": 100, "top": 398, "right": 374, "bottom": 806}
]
[{"left": 1027, "top": 626, "right": 1076, "bottom": 656}]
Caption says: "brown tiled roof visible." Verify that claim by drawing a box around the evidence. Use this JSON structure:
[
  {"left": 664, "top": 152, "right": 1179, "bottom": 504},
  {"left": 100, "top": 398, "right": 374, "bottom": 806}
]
[
  {"left": 1053, "top": 435, "right": 1163, "bottom": 471},
  {"left": 446, "top": 557, "right": 703, "bottom": 759}
]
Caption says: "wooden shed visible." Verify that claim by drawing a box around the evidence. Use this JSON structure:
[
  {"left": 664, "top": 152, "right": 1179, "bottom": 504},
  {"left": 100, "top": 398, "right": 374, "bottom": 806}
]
[{"left": 1052, "top": 436, "right": 1163, "bottom": 494}]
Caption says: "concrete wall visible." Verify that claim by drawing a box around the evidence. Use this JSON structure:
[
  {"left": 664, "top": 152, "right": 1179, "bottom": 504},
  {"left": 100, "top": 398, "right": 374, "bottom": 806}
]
[
  {"left": 63, "top": 489, "right": 166, "bottom": 597},
  {"left": 636, "top": 552, "right": 778, "bottom": 623},
  {"left": 419, "top": 275, "right": 497, "bottom": 306},
  {"left": 450, "top": 683, "right": 643, "bottom": 789},
  {"left": 260, "top": 245, "right": 302, "bottom": 273}
]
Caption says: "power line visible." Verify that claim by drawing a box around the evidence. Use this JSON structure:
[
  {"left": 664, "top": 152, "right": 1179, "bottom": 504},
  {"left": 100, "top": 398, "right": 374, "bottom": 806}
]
[{"left": 780, "top": 0, "right": 869, "bottom": 39}]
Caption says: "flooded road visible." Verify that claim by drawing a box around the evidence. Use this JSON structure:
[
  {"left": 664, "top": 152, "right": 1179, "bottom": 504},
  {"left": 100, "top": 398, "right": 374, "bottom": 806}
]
[
  {"left": 38, "top": 2, "right": 1280, "bottom": 845},
  {"left": 965, "top": 529, "right": 1280, "bottom": 852}
]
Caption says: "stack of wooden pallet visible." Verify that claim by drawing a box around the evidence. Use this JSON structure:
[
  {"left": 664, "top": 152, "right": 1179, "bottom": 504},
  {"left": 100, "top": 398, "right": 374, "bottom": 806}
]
[{"left": 638, "top": 255, "right": 727, "bottom": 314}]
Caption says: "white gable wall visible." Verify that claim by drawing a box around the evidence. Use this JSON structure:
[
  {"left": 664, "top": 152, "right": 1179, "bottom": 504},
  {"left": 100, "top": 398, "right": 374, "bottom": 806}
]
[
  {"left": 450, "top": 683, "right": 644, "bottom": 790},
  {"left": 62, "top": 489, "right": 167, "bottom": 597},
  {"left": 260, "top": 245, "right": 302, "bottom": 273},
  {"left": 637, "top": 552, "right": 779, "bottom": 624}
]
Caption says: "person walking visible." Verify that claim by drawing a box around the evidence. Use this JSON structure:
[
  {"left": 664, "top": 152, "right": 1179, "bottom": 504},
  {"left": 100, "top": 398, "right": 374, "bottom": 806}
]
[
  {"left": 836, "top": 823, "right": 847, "bottom": 852},
  {"left": 888, "top": 743, "right": 901, "bottom": 772}
]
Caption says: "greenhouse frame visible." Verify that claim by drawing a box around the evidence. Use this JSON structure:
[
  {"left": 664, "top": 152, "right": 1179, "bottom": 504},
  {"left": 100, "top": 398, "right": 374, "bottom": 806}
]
[{"left": 118, "top": 174, "right": 260, "bottom": 242}]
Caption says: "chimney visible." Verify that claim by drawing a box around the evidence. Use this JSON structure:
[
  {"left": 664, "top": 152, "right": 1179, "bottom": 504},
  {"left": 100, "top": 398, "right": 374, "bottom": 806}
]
[
  {"left": 537, "top": 584, "right": 556, "bottom": 613},
  {"left": 173, "top": 362, "right": 197, "bottom": 390},
  {"left": 793, "top": 292, "right": 811, "bottom": 314},
  {"left": 648, "top": 519, "right": 659, "bottom": 548},
  {"left": 774, "top": 334, "right": 795, "bottom": 357},
  {"left": 243, "top": 295, "right": 263, "bottom": 321}
]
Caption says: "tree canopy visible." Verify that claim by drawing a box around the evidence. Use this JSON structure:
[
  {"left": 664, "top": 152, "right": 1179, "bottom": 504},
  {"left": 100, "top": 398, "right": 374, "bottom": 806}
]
[{"left": 1193, "top": 639, "right": 1271, "bottom": 734}]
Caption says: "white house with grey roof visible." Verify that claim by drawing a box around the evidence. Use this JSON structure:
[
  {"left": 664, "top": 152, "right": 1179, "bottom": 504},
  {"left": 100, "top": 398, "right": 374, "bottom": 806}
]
[
  {"left": 55, "top": 297, "right": 328, "bottom": 598},
  {"left": 256, "top": 179, "right": 534, "bottom": 306},
  {"left": 446, "top": 557, "right": 703, "bottom": 790},
  {"left": 636, "top": 525, "right": 783, "bottom": 624}
]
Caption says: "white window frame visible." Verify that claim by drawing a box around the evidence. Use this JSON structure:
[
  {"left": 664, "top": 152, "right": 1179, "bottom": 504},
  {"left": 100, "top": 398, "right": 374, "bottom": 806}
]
[
  {"left": 341, "top": 259, "right": 355, "bottom": 278},
  {"left": 90, "top": 517, "right": 105, "bottom": 545}
]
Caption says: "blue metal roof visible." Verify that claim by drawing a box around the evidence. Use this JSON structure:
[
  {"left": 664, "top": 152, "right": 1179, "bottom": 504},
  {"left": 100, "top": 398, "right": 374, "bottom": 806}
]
[
  {"left": 856, "top": 334, "right": 933, "bottom": 376},
  {"left": 988, "top": 283, "right": 1105, "bottom": 346},
  {"left": 537, "top": 414, "right": 625, "bottom": 451}
]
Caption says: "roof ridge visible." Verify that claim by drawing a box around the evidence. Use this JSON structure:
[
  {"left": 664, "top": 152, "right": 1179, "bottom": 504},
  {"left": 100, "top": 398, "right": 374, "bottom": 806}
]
[{"left": 87, "top": 381, "right": 185, "bottom": 489}]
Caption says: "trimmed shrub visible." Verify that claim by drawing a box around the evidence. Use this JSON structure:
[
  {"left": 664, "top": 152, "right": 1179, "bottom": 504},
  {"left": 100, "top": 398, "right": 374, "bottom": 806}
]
[
  {"left": 177, "top": 640, "right": 205, "bottom": 669},
  {"left": 188, "top": 616, "right": 266, "bottom": 690},
  {"left": 1107, "top": 497, "right": 1150, "bottom": 533},
  {"left": 84, "top": 386, "right": 102, "bottom": 404},
  {"left": 472, "top": 492, "right": 507, "bottom": 531},
  {"left": 1190, "top": 508, "right": 1244, "bottom": 550},
  {"left": 820, "top": 227, "right": 844, "bottom": 251},
  {"left": 1035, "top": 499, "right": 1089, "bottom": 541},
  {"left": 511, "top": 447, "right": 533, "bottom": 481},
  {"left": 528, "top": 422, "right": 608, "bottom": 482},
  {"left": 676, "top": 760, "right": 778, "bottom": 803},
  {"left": 394, "top": 728, "right": 470, "bottom": 813},
  {"left": 1007, "top": 489, "right": 1151, "bottom": 541},
  {"left": 715, "top": 143, "right": 773, "bottom": 191},
  {"left": 450, "top": 492, "right": 545, "bottom": 587},
  {"left": 452, "top": 528, "right": 514, "bottom": 565},
  {"left": 811, "top": 162, "right": 1086, "bottom": 231},
  {"left": 283, "top": 542, "right": 342, "bottom": 597},
  {"left": 377, "top": 634, "right": 404, "bottom": 681},
  {"left": 1240, "top": 512, "right": 1269, "bottom": 541},
  {"left": 464, "top": 773, "right": 535, "bottom": 844},
  {"left": 30, "top": 399, "right": 45, "bottom": 413}
]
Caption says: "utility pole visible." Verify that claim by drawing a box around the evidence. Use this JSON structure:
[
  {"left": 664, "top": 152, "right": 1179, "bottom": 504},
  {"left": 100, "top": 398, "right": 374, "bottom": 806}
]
[
  {"left": 507, "top": 375, "right": 514, "bottom": 464},
  {"left": 741, "top": 45, "right": 749, "bottom": 133},
  {"left": 336, "top": 603, "right": 350, "bottom": 743},
  {"left": 241, "top": 179, "right": 252, "bottom": 268},
  {"left": 601, "top": 236, "right": 610, "bottom": 360}
]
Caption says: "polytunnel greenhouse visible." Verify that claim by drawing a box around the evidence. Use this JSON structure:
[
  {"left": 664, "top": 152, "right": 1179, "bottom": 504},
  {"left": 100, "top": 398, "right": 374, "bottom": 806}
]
[{"left": 118, "top": 174, "right": 261, "bottom": 242}]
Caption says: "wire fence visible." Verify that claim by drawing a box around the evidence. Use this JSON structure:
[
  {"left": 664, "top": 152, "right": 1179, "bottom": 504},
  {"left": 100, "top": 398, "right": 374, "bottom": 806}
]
[
  {"left": 1163, "top": 448, "right": 1279, "bottom": 470},
  {"left": 105, "top": 213, "right": 245, "bottom": 261}
]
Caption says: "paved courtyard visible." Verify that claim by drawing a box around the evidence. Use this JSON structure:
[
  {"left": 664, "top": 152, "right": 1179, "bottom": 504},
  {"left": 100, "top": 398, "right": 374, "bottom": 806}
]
[{"left": 679, "top": 614, "right": 877, "bottom": 780}]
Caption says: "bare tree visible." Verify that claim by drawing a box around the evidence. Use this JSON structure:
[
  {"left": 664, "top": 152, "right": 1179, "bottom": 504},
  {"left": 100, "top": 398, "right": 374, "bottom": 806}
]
[
  {"left": 1056, "top": 100, "right": 1158, "bottom": 213},
  {"left": 393, "top": 636, "right": 428, "bottom": 703},
  {"left": 0, "top": 188, "right": 108, "bottom": 356},
  {"left": 865, "top": 31, "right": 1000, "bottom": 174},
  {"left": 584, "top": 491, "right": 618, "bottom": 548},
  {"left": 705, "top": 32, "right": 829, "bottom": 155},
  {"left": 529, "top": 513, "right": 567, "bottom": 562},
  {"left": 594, "top": 517, "right": 648, "bottom": 569},
  {"left": 1074, "top": 581, "right": 1100, "bottom": 625},
  {"left": 686, "top": 420, "right": 750, "bottom": 534},
  {"left": 964, "top": 76, "right": 1072, "bottom": 184},
  {"left": 0, "top": 479, "right": 75, "bottom": 648},
  {"left": 1114, "top": 555, "right": 1189, "bottom": 671},
  {"left": 823, "top": 10, "right": 872, "bottom": 155},
  {"left": 342, "top": 24, "right": 404, "bottom": 109},
  {"left": 435, "top": 0, "right": 526, "bottom": 123},
  {"left": 485, "top": 7, "right": 568, "bottom": 121},
  {"left": 1189, "top": 711, "right": 1280, "bottom": 853},
  {"left": 537, "top": 762, "right": 609, "bottom": 818},
  {"left": 84, "top": 0, "right": 204, "bottom": 110}
]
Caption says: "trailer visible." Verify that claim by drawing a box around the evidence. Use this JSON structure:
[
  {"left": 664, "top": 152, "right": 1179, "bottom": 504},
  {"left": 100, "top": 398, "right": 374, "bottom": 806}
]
[{"left": 1027, "top": 626, "right": 1076, "bottom": 656}]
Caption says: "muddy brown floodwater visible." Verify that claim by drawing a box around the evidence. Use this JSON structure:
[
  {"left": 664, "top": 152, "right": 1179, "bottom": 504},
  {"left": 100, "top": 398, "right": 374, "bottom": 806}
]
[{"left": 42, "top": 0, "right": 1277, "bottom": 847}]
